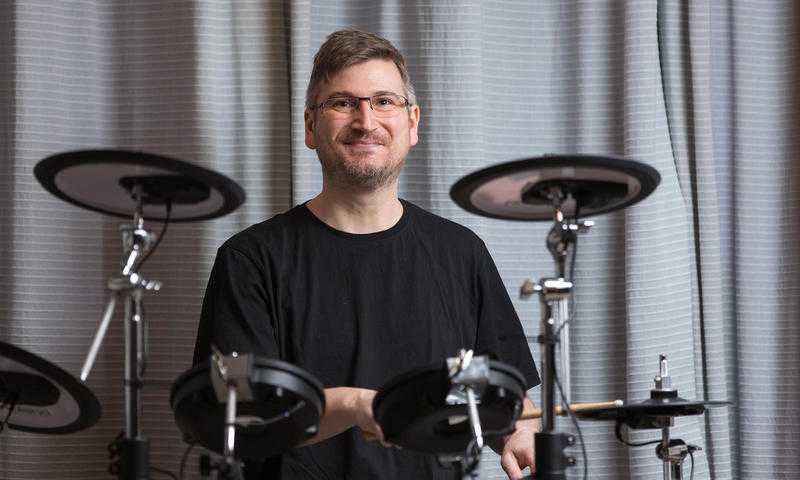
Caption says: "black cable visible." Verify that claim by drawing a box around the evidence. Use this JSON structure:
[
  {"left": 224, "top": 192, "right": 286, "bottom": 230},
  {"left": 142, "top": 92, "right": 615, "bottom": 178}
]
[
  {"left": 151, "top": 465, "right": 178, "bottom": 480},
  {"left": 0, "top": 393, "right": 18, "bottom": 434},
  {"left": 552, "top": 359, "right": 588, "bottom": 480},
  {"left": 688, "top": 448, "right": 695, "bottom": 480},
  {"left": 613, "top": 422, "right": 662, "bottom": 447},
  {"left": 179, "top": 443, "right": 196, "bottom": 480},
  {"left": 135, "top": 200, "right": 172, "bottom": 271}
]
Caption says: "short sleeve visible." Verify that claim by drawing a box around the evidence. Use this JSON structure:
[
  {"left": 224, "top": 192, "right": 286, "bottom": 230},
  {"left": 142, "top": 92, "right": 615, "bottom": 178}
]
[
  {"left": 473, "top": 241, "right": 541, "bottom": 390},
  {"left": 193, "top": 245, "right": 280, "bottom": 365}
]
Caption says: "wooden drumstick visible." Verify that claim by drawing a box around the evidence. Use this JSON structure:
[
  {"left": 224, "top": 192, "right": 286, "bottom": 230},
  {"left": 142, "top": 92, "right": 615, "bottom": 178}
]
[
  {"left": 519, "top": 399, "right": 624, "bottom": 420},
  {"left": 363, "top": 400, "right": 623, "bottom": 442}
]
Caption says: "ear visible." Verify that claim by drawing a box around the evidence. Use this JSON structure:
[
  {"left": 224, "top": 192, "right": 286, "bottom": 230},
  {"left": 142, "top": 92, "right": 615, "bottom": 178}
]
[
  {"left": 408, "top": 105, "right": 421, "bottom": 147},
  {"left": 304, "top": 109, "right": 317, "bottom": 149}
]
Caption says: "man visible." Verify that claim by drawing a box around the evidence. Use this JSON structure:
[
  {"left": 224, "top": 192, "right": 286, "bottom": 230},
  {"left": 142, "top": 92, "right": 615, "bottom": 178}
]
[{"left": 194, "top": 29, "right": 540, "bottom": 479}]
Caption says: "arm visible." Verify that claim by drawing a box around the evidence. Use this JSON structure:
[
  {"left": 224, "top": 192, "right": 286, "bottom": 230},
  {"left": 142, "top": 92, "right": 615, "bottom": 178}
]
[
  {"left": 471, "top": 242, "right": 541, "bottom": 477},
  {"left": 494, "top": 397, "right": 540, "bottom": 479},
  {"left": 300, "top": 387, "right": 385, "bottom": 446}
]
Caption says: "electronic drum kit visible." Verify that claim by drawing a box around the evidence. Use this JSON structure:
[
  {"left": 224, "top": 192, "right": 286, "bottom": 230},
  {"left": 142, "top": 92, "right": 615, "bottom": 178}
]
[{"left": 0, "top": 150, "right": 730, "bottom": 479}]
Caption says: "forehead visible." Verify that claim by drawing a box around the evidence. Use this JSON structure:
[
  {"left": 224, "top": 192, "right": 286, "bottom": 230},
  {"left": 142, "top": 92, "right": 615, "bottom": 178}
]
[{"left": 319, "top": 59, "right": 404, "bottom": 97}]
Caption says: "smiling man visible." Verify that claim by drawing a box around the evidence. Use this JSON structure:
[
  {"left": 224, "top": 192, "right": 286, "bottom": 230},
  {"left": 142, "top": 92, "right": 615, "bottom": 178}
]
[{"left": 194, "top": 29, "right": 540, "bottom": 479}]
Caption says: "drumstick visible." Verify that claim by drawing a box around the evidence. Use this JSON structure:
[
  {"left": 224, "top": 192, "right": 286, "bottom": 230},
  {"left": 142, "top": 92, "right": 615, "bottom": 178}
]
[
  {"left": 363, "top": 400, "right": 623, "bottom": 442},
  {"left": 519, "top": 400, "right": 623, "bottom": 420}
]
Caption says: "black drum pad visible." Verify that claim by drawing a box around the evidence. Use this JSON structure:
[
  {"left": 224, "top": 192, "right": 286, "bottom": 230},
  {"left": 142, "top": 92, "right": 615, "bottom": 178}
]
[
  {"left": 373, "top": 360, "right": 526, "bottom": 455},
  {"left": 170, "top": 357, "right": 325, "bottom": 460}
]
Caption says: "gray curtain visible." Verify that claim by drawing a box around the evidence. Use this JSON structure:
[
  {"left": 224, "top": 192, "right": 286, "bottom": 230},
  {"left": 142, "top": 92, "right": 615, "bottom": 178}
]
[{"left": 1, "top": 1, "right": 798, "bottom": 479}]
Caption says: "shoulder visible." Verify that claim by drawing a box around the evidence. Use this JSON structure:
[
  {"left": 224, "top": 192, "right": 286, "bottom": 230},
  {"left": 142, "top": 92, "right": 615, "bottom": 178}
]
[
  {"left": 402, "top": 200, "right": 487, "bottom": 254},
  {"left": 219, "top": 204, "right": 311, "bottom": 261}
]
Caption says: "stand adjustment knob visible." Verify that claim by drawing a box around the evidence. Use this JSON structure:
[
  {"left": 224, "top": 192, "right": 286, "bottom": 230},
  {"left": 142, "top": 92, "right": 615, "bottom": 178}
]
[{"left": 520, "top": 279, "right": 540, "bottom": 299}]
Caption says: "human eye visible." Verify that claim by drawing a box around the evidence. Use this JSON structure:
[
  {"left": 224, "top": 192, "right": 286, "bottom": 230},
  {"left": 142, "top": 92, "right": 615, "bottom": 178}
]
[
  {"left": 373, "top": 95, "right": 399, "bottom": 107},
  {"left": 326, "top": 97, "right": 356, "bottom": 110},
  {"left": 371, "top": 95, "right": 405, "bottom": 113}
]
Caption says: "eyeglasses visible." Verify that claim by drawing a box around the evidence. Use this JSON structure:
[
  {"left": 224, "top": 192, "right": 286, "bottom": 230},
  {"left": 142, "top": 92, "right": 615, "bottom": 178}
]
[{"left": 313, "top": 93, "right": 411, "bottom": 117}]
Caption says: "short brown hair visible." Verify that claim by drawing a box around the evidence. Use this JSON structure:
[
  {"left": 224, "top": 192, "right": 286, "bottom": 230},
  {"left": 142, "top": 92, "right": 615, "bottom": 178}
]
[{"left": 305, "top": 29, "right": 416, "bottom": 108}]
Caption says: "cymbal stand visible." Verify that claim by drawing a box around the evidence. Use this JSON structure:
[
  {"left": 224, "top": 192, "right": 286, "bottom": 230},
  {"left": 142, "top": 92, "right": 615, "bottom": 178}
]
[
  {"left": 520, "top": 191, "right": 592, "bottom": 480},
  {"left": 80, "top": 190, "right": 161, "bottom": 480},
  {"left": 614, "top": 355, "right": 701, "bottom": 480},
  {"left": 650, "top": 355, "right": 699, "bottom": 480}
]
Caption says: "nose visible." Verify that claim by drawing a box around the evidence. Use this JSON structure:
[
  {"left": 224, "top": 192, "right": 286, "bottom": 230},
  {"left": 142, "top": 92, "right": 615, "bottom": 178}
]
[{"left": 350, "top": 97, "right": 376, "bottom": 130}]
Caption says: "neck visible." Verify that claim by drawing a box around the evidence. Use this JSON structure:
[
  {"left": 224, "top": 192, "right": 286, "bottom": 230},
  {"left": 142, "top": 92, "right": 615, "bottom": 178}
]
[{"left": 306, "top": 180, "right": 403, "bottom": 234}]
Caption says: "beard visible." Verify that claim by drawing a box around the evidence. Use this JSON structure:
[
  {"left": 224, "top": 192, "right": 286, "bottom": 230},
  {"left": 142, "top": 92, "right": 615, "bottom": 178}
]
[{"left": 318, "top": 129, "right": 406, "bottom": 190}]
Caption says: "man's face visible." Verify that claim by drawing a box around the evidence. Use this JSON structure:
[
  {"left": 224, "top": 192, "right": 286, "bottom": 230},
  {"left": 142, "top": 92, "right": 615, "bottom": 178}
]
[{"left": 304, "top": 59, "right": 420, "bottom": 190}]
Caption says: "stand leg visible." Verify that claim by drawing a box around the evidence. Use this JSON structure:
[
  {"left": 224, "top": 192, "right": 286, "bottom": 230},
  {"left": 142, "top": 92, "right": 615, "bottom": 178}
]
[{"left": 80, "top": 293, "right": 118, "bottom": 381}]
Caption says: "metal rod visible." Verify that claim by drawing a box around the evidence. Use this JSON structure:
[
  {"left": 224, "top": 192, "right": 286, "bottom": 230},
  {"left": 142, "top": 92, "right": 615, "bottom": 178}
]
[
  {"left": 124, "top": 294, "right": 137, "bottom": 438},
  {"left": 673, "top": 461, "right": 684, "bottom": 480},
  {"left": 80, "top": 293, "right": 117, "bottom": 381},
  {"left": 225, "top": 383, "right": 237, "bottom": 460},
  {"left": 465, "top": 386, "right": 483, "bottom": 451},
  {"left": 662, "top": 427, "right": 671, "bottom": 480},
  {"left": 554, "top": 296, "right": 571, "bottom": 405},
  {"left": 540, "top": 300, "right": 556, "bottom": 432}
]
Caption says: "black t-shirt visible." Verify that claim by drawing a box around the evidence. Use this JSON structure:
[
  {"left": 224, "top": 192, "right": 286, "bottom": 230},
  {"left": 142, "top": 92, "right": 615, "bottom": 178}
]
[{"left": 194, "top": 200, "right": 540, "bottom": 479}]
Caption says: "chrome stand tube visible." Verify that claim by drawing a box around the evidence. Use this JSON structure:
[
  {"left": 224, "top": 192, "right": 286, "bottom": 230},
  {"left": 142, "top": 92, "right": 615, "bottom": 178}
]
[
  {"left": 124, "top": 290, "right": 144, "bottom": 439},
  {"left": 552, "top": 297, "right": 571, "bottom": 405},
  {"left": 656, "top": 426, "right": 688, "bottom": 480},
  {"left": 465, "top": 386, "right": 483, "bottom": 451},
  {"left": 661, "top": 428, "right": 672, "bottom": 480},
  {"left": 225, "top": 383, "right": 238, "bottom": 461},
  {"left": 79, "top": 196, "right": 162, "bottom": 480},
  {"left": 519, "top": 193, "right": 592, "bottom": 480},
  {"left": 537, "top": 279, "right": 572, "bottom": 432}
]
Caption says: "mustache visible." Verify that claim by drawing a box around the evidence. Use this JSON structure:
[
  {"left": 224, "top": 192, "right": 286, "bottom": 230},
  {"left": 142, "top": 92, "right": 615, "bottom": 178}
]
[{"left": 338, "top": 129, "right": 388, "bottom": 145}]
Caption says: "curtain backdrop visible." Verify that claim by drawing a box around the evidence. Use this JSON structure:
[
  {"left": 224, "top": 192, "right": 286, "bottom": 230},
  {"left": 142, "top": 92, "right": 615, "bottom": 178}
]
[{"left": 1, "top": 1, "right": 798, "bottom": 479}]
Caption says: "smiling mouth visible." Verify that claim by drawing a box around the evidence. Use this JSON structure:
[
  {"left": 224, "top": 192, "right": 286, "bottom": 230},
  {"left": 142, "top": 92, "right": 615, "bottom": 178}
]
[{"left": 344, "top": 141, "right": 383, "bottom": 147}]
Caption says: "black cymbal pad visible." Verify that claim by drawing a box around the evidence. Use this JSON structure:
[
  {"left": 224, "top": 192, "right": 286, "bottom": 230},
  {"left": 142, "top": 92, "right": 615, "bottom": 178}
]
[
  {"left": 450, "top": 155, "right": 660, "bottom": 221},
  {"left": 0, "top": 341, "right": 101, "bottom": 434},
  {"left": 34, "top": 150, "right": 245, "bottom": 222}
]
